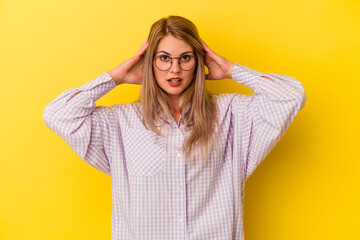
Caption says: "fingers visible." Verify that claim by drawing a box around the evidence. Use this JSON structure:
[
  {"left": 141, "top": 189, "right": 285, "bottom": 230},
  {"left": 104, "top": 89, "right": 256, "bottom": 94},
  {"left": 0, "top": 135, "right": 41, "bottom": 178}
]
[
  {"left": 138, "top": 38, "right": 149, "bottom": 56},
  {"left": 201, "top": 38, "right": 219, "bottom": 63},
  {"left": 200, "top": 39, "right": 210, "bottom": 64},
  {"left": 141, "top": 38, "right": 148, "bottom": 46},
  {"left": 200, "top": 38, "right": 211, "bottom": 53},
  {"left": 205, "top": 73, "right": 211, "bottom": 80},
  {"left": 200, "top": 39, "right": 216, "bottom": 60},
  {"left": 131, "top": 39, "right": 149, "bottom": 64}
]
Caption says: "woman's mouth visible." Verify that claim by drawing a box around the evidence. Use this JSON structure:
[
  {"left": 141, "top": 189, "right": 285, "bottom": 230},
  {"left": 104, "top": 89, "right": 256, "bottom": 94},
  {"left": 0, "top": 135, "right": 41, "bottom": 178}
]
[{"left": 167, "top": 78, "right": 182, "bottom": 86}]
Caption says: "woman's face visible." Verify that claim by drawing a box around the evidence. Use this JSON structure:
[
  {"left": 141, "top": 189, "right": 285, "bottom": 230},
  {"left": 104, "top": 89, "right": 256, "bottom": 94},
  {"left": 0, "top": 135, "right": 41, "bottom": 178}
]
[{"left": 153, "top": 35, "right": 196, "bottom": 102}]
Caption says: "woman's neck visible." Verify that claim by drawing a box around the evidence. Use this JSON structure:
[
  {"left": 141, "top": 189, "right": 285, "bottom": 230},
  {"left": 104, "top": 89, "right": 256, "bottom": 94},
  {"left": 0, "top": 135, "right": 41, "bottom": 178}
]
[{"left": 169, "top": 95, "right": 181, "bottom": 124}]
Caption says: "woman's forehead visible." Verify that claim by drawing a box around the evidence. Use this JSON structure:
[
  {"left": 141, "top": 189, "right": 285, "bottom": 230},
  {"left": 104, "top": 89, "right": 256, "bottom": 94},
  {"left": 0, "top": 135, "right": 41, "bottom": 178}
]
[{"left": 156, "top": 35, "right": 193, "bottom": 55}]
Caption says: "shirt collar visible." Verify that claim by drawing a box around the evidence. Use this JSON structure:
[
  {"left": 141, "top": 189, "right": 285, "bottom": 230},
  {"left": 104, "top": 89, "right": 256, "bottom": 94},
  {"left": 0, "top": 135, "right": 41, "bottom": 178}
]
[{"left": 157, "top": 102, "right": 191, "bottom": 126}]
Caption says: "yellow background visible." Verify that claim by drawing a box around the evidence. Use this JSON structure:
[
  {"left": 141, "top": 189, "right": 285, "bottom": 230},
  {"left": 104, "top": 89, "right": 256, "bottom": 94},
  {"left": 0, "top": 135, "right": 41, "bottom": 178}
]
[{"left": 1, "top": 0, "right": 359, "bottom": 239}]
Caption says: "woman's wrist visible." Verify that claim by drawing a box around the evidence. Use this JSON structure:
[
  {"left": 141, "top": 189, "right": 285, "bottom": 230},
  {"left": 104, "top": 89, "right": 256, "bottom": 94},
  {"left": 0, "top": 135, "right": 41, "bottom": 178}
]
[
  {"left": 226, "top": 62, "right": 235, "bottom": 79},
  {"left": 107, "top": 69, "right": 123, "bottom": 85}
]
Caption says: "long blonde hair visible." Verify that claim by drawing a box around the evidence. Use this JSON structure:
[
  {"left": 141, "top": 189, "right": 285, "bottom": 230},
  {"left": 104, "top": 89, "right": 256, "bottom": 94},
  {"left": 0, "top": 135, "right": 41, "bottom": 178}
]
[{"left": 140, "top": 15, "right": 218, "bottom": 167}]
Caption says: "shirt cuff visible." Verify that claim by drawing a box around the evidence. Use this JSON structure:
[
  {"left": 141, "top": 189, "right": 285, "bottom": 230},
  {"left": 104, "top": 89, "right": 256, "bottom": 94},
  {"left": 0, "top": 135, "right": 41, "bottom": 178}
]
[
  {"left": 79, "top": 72, "right": 116, "bottom": 91},
  {"left": 74, "top": 72, "right": 117, "bottom": 102},
  {"left": 231, "top": 63, "right": 273, "bottom": 90}
]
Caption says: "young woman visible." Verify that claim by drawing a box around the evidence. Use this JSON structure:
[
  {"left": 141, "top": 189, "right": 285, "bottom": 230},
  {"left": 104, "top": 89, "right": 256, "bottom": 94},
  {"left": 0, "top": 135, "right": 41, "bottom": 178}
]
[{"left": 43, "top": 16, "right": 306, "bottom": 240}]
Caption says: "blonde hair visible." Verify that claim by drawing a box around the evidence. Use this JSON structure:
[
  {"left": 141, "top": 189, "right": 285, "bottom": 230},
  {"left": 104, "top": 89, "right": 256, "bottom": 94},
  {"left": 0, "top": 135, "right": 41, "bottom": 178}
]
[{"left": 140, "top": 15, "right": 218, "bottom": 167}]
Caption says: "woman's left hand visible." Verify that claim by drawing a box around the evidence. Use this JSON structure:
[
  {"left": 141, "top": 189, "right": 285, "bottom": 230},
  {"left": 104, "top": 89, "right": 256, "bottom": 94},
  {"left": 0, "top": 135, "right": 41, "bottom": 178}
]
[{"left": 201, "top": 39, "right": 235, "bottom": 80}]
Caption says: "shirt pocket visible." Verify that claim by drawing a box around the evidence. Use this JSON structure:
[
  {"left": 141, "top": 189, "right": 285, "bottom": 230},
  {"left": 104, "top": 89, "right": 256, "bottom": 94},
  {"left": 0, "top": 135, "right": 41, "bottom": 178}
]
[{"left": 123, "top": 128, "right": 166, "bottom": 177}]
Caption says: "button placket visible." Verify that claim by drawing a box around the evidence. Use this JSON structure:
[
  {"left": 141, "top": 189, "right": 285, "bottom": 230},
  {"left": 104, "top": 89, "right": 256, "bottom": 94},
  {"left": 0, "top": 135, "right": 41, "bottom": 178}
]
[{"left": 171, "top": 123, "right": 187, "bottom": 236}]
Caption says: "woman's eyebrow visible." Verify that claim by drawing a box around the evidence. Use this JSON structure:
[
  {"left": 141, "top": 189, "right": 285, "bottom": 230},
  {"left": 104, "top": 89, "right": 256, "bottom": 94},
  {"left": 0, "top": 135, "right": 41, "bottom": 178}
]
[{"left": 156, "top": 51, "right": 194, "bottom": 55}]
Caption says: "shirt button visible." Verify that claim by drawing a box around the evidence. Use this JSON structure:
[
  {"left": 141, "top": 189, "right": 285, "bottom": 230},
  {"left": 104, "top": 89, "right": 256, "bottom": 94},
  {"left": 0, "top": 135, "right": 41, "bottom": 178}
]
[
  {"left": 178, "top": 218, "right": 183, "bottom": 222},
  {"left": 178, "top": 185, "right": 182, "bottom": 189},
  {"left": 177, "top": 152, "right": 181, "bottom": 157}
]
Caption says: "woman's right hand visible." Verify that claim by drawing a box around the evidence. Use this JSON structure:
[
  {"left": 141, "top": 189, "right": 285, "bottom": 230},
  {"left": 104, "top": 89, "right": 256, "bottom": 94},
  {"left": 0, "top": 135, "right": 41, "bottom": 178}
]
[{"left": 107, "top": 39, "right": 149, "bottom": 85}]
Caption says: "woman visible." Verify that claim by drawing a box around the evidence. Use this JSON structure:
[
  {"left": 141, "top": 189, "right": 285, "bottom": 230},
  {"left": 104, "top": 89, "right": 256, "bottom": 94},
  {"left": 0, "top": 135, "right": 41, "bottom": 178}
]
[{"left": 43, "top": 16, "right": 306, "bottom": 240}]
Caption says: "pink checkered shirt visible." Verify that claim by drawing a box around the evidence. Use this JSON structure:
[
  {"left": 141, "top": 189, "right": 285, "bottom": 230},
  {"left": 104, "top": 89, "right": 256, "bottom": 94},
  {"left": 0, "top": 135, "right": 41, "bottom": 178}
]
[{"left": 43, "top": 63, "right": 306, "bottom": 240}]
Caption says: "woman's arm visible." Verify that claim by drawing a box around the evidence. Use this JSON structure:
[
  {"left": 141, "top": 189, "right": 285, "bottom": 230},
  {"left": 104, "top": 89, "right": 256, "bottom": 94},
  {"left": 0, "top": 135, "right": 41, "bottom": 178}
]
[
  {"left": 230, "top": 63, "right": 306, "bottom": 180},
  {"left": 43, "top": 73, "right": 118, "bottom": 175},
  {"left": 201, "top": 40, "right": 306, "bottom": 180},
  {"left": 43, "top": 40, "right": 148, "bottom": 175}
]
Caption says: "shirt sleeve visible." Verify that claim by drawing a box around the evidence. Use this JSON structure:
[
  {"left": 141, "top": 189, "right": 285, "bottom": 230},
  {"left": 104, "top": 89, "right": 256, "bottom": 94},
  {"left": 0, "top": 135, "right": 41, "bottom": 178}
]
[
  {"left": 43, "top": 72, "right": 118, "bottom": 176},
  {"left": 231, "top": 63, "right": 307, "bottom": 180}
]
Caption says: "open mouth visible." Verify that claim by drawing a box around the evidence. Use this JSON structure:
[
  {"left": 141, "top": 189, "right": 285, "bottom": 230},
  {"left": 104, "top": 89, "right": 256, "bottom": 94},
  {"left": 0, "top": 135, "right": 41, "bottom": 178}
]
[
  {"left": 167, "top": 78, "right": 183, "bottom": 86},
  {"left": 167, "top": 78, "right": 182, "bottom": 83}
]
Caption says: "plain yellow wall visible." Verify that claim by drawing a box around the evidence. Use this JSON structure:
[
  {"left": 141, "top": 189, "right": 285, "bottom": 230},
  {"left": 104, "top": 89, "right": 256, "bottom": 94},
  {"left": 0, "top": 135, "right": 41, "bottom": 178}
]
[{"left": 1, "top": 0, "right": 359, "bottom": 239}]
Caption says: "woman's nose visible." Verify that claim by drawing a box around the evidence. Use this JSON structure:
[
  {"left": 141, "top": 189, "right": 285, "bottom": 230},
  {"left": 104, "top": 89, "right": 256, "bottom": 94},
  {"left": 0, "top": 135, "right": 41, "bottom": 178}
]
[{"left": 170, "top": 59, "right": 181, "bottom": 73}]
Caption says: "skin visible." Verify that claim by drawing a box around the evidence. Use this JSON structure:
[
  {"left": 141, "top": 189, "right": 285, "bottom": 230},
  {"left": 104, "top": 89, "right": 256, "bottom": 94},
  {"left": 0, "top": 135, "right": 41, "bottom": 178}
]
[
  {"left": 106, "top": 36, "right": 272, "bottom": 123},
  {"left": 152, "top": 35, "right": 197, "bottom": 117}
]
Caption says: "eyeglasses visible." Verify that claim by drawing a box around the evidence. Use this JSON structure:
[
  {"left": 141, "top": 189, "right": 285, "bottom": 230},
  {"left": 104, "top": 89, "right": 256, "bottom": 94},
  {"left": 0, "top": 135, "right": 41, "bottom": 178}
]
[{"left": 153, "top": 54, "right": 197, "bottom": 71}]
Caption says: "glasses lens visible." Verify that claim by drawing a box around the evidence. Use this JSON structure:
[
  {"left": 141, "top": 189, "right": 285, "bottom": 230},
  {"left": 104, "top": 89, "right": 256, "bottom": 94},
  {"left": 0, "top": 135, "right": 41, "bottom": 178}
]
[
  {"left": 179, "top": 56, "right": 196, "bottom": 71},
  {"left": 155, "top": 56, "right": 171, "bottom": 71}
]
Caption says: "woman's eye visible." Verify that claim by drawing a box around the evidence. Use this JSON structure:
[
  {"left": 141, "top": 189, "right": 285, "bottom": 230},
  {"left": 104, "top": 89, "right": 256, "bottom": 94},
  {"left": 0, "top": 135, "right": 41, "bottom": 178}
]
[
  {"left": 159, "top": 55, "right": 170, "bottom": 61},
  {"left": 181, "top": 55, "right": 191, "bottom": 61}
]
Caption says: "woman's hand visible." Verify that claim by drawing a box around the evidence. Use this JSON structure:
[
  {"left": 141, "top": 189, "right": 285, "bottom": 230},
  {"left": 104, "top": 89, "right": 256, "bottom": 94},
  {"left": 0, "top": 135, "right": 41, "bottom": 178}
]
[
  {"left": 201, "top": 40, "right": 235, "bottom": 80},
  {"left": 107, "top": 39, "right": 149, "bottom": 85}
]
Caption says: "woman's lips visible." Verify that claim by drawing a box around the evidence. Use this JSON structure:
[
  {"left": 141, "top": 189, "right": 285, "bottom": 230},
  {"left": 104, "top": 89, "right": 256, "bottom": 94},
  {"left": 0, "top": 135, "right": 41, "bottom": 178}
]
[{"left": 167, "top": 78, "right": 182, "bottom": 86}]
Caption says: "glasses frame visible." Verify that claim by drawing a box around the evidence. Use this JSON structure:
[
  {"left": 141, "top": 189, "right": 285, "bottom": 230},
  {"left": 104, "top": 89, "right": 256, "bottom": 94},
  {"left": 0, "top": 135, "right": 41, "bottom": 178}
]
[{"left": 153, "top": 55, "right": 197, "bottom": 71}]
